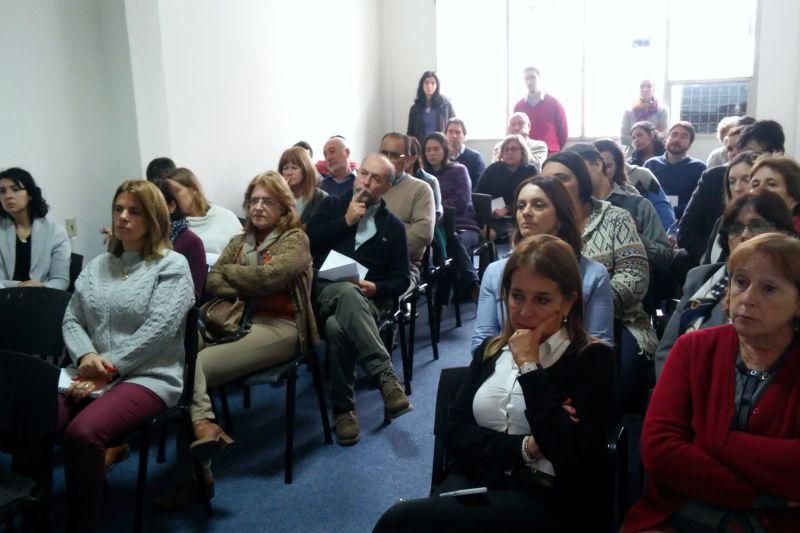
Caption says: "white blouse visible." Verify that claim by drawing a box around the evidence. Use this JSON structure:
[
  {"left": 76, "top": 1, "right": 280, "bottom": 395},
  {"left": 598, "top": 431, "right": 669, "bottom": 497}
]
[{"left": 472, "top": 328, "right": 571, "bottom": 476}]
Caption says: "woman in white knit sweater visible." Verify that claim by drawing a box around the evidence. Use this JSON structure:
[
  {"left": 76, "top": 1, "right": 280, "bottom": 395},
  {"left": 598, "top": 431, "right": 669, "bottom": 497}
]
[
  {"left": 61, "top": 180, "right": 195, "bottom": 531},
  {"left": 166, "top": 167, "right": 243, "bottom": 255}
]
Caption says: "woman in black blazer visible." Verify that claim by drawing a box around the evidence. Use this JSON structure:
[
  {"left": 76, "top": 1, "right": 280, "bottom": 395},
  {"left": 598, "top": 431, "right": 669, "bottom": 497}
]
[{"left": 374, "top": 234, "right": 616, "bottom": 532}]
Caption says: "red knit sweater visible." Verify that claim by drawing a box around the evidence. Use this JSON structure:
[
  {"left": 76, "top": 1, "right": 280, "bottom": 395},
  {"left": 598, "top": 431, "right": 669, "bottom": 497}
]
[
  {"left": 512, "top": 94, "right": 568, "bottom": 153},
  {"left": 624, "top": 325, "right": 800, "bottom": 532}
]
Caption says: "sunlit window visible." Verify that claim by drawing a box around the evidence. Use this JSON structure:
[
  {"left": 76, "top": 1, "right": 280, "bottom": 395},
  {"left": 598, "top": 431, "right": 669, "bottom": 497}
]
[{"left": 436, "top": 0, "right": 757, "bottom": 140}]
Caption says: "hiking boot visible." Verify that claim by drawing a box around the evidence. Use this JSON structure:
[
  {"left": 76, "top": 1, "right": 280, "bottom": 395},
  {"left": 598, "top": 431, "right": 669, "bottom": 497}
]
[
  {"left": 378, "top": 368, "right": 413, "bottom": 419},
  {"left": 334, "top": 411, "right": 361, "bottom": 446}
]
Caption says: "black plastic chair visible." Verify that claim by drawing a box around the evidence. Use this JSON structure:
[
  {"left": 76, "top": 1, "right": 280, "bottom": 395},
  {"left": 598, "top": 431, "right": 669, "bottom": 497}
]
[
  {"left": 429, "top": 367, "right": 628, "bottom": 532},
  {"left": 68, "top": 253, "right": 84, "bottom": 293},
  {"left": 0, "top": 351, "right": 60, "bottom": 532},
  {"left": 214, "top": 340, "right": 333, "bottom": 484},
  {"left": 0, "top": 287, "right": 72, "bottom": 364},
  {"left": 470, "top": 192, "right": 497, "bottom": 280},
  {"left": 436, "top": 207, "right": 462, "bottom": 329},
  {"left": 111, "top": 307, "right": 212, "bottom": 532}
]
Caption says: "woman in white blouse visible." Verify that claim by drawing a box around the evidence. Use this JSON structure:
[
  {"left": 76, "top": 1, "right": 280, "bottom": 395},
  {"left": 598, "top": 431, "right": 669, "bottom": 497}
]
[
  {"left": 374, "top": 234, "right": 616, "bottom": 532},
  {"left": 166, "top": 167, "right": 242, "bottom": 255}
]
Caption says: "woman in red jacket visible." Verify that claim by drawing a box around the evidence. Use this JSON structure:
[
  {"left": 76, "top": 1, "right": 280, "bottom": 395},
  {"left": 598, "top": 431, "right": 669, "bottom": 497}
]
[{"left": 624, "top": 232, "right": 800, "bottom": 532}]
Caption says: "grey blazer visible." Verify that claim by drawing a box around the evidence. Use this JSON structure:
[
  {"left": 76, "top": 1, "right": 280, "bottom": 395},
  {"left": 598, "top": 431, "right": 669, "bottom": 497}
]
[
  {"left": 0, "top": 217, "right": 71, "bottom": 289},
  {"left": 655, "top": 262, "right": 728, "bottom": 377}
]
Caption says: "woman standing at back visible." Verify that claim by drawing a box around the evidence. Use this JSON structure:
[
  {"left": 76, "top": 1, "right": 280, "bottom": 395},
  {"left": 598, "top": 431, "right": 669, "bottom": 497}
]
[{"left": 407, "top": 71, "right": 456, "bottom": 144}]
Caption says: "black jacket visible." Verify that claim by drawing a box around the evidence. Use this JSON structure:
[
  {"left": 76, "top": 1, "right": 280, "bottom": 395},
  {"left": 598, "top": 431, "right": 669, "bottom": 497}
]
[
  {"left": 445, "top": 339, "right": 616, "bottom": 528},
  {"left": 678, "top": 165, "right": 726, "bottom": 263},
  {"left": 456, "top": 146, "right": 487, "bottom": 189},
  {"left": 306, "top": 190, "right": 409, "bottom": 299},
  {"left": 407, "top": 98, "right": 455, "bottom": 144}
]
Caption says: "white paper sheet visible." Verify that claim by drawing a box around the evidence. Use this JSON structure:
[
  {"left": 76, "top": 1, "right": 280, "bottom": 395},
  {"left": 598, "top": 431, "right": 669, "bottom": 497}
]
[
  {"left": 491, "top": 197, "right": 506, "bottom": 211},
  {"left": 58, "top": 368, "right": 113, "bottom": 398},
  {"left": 318, "top": 250, "right": 368, "bottom": 282},
  {"left": 667, "top": 195, "right": 679, "bottom": 207}
]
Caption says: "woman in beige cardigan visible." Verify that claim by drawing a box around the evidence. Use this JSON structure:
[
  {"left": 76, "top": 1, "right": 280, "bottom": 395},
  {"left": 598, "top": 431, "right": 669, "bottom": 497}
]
[{"left": 190, "top": 171, "right": 318, "bottom": 459}]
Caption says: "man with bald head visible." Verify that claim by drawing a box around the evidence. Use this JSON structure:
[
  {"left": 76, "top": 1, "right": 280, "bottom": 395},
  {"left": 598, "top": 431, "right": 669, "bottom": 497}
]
[
  {"left": 491, "top": 112, "right": 548, "bottom": 170},
  {"left": 320, "top": 136, "right": 358, "bottom": 197},
  {"left": 306, "top": 154, "right": 412, "bottom": 446}
]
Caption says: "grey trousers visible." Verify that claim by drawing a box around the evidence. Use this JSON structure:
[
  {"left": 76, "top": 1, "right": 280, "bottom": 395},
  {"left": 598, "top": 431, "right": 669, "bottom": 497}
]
[
  {"left": 316, "top": 281, "right": 393, "bottom": 414},
  {"left": 191, "top": 315, "right": 298, "bottom": 421}
]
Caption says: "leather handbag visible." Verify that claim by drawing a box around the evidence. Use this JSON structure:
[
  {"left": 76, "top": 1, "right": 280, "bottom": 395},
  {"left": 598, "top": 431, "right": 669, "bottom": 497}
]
[{"left": 199, "top": 297, "right": 252, "bottom": 344}]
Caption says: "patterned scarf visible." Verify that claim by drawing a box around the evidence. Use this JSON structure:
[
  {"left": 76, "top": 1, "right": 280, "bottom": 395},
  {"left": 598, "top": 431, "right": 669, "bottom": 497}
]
[
  {"left": 169, "top": 217, "right": 189, "bottom": 243},
  {"left": 632, "top": 98, "right": 659, "bottom": 123},
  {"left": 678, "top": 270, "right": 729, "bottom": 334}
]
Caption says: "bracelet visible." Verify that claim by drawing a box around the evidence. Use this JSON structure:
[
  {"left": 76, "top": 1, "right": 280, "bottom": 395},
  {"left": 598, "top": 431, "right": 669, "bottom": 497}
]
[{"left": 521, "top": 435, "right": 533, "bottom": 464}]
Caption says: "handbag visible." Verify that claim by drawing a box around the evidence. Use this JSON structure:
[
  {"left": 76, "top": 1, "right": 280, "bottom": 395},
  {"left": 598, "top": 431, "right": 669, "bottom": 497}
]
[{"left": 199, "top": 297, "right": 253, "bottom": 344}]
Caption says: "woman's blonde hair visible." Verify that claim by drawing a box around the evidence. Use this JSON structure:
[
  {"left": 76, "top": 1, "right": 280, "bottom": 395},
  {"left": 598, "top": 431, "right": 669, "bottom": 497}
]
[
  {"left": 278, "top": 146, "right": 319, "bottom": 201},
  {"left": 110, "top": 179, "right": 171, "bottom": 260},
  {"left": 484, "top": 234, "right": 589, "bottom": 359},
  {"left": 243, "top": 170, "right": 302, "bottom": 235},
  {"left": 500, "top": 134, "right": 532, "bottom": 166},
  {"left": 167, "top": 167, "right": 211, "bottom": 216}
]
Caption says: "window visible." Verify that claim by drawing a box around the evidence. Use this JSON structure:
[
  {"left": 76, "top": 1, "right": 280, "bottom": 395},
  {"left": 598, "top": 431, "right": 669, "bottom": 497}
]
[{"left": 436, "top": 0, "right": 757, "bottom": 141}]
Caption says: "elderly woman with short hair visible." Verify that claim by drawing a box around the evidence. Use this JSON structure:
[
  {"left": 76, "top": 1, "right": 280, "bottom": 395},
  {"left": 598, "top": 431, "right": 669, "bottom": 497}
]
[{"left": 626, "top": 232, "right": 800, "bottom": 532}]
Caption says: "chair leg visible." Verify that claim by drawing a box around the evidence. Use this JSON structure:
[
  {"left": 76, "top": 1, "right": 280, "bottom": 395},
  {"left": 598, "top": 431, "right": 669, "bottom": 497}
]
[
  {"left": 133, "top": 432, "right": 150, "bottom": 533},
  {"left": 397, "top": 312, "right": 411, "bottom": 396},
  {"left": 408, "top": 294, "right": 417, "bottom": 366},
  {"left": 218, "top": 384, "right": 233, "bottom": 434},
  {"left": 186, "top": 415, "right": 214, "bottom": 517},
  {"left": 284, "top": 367, "right": 297, "bottom": 484},
  {"left": 242, "top": 385, "right": 251, "bottom": 409},
  {"left": 308, "top": 353, "right": 333, "bottom": 444},
  {"left": 425, "top": 284, "right": 440, "bottom": 359},
  {"left": 156, "top": 427, "right": 167, "bottom": 463}
]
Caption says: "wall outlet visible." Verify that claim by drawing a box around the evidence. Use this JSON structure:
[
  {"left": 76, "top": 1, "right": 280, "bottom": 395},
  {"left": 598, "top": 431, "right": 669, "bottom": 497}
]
[{"left": 65, "top": 217, "right": 78, "bottom": 238}]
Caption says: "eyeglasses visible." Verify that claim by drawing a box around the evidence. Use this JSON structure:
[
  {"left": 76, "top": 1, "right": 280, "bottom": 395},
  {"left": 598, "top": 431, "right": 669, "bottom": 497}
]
[
  {"left": 379, "top": 150, "right": 406, "bottom": 161},
  {"left": 728, "top": 219, "right": 775, "bottom": 237},
  {"left": 0, "top": 185, "right": 25, "bottom": 196},
  {"left": 247, "top": 196, "right": 278, "bottom": 209},
  {"left": 502, "top": 145, "right": 521, "bottom": 153}
]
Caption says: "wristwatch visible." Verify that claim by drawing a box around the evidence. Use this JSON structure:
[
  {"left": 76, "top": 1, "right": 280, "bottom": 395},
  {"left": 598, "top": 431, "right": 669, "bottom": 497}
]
[{"left": 518, "top": 361, "right": 541, "bottom": 375}]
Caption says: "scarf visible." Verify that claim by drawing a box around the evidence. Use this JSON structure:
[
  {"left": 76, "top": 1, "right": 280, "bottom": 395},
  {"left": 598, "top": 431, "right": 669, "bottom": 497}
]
[
  {"left": 169, "top": 217, "right": 189, "bottom": 243},
  {"left": 678, "top": 269, "right": 729, "bottom": 334},
  {"left": 632, "top": 98, "right": 659, "bottom": 123}
]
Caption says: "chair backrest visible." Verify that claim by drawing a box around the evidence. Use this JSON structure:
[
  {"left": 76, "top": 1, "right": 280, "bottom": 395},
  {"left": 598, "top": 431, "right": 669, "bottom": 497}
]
[
  {"left": 430, "top": 366, "right": 470, "bottom": 492},
  {"left": 0, "top": 287, "right": 72, "bottom": 364},
  {"left": 0, "top": 350, "right": 59, "bottom": 448},
  {"left": 68, "top": 253, "right": 84, "bottom": 293},
  {"left": 471, "top": 193, "right": 492, "bottom": 228},
  {"left": 177, "top": 307, "right": 200, "bottom": 409}
]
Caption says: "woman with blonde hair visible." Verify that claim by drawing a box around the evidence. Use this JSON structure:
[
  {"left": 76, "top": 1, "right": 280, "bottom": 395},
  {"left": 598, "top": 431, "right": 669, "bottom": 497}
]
[
  {"left": 188, "top": 171, "right": 318, "bottom": 466},
  {"left": 167, "top": 167, "right": 242, "bottom": 254},
  {"left": 278, "top": 146, "right": 327, "bottom": 224},
  {"left": 375, "top": 234, "right": 616, "bottom": 531},
  {"left": 60, "top": 179, "right": 195, "bottom": 530}
]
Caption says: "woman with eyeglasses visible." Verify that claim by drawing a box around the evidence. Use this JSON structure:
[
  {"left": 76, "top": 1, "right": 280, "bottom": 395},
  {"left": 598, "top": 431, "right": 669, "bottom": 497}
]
[
  {"left": 474, "top": 135, "right": 539, "bottom": 241},
  {"left": 655, "top": 190, "right": 797, "bottom": 376},
  {"left": 176, "top": 171, "right": 317, "bottom": 502},
  {"left": 0, "top": 167, "right": 70, "bottom": 289}
]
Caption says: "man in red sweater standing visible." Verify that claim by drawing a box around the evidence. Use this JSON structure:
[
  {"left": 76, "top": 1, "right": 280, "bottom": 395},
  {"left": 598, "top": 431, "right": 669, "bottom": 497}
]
[{"left": 513, "top": 66, "right": 568, "bottom": 154}]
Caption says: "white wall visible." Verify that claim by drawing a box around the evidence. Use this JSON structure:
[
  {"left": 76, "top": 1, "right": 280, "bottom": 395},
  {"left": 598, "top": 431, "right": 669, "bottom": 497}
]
[
  {"left": 0, "top": 0, "right": 141, "bottom": 260},
  {"left": 754, "top": 0, "right": 800, "bottom": 155},
  {"left": 127, "top": 0, "right": 385, "bottom": 216}
]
